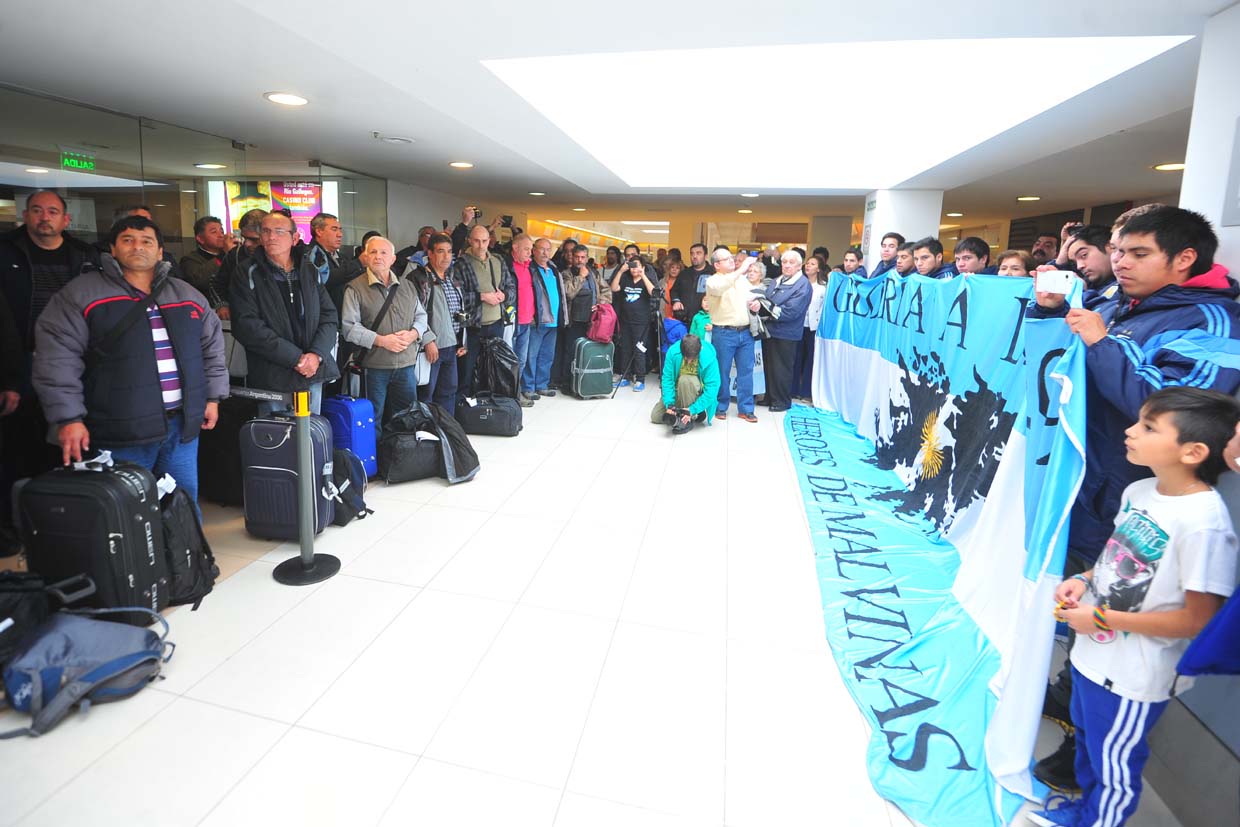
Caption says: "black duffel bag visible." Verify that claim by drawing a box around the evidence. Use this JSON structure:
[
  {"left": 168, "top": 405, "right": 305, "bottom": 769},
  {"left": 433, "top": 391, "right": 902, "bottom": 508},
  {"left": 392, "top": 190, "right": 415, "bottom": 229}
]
[
  {"left": 379, "top": 405, "right": 445, "bottom": 483},
  {"left": 455, "top": 393, "right": 522, "bottom": 437},
  {"left": 474, "top": 337, "right": 520, "bottom": 399},
  {"left": 0, "top": 572, "right": 95, "bottom": 669}
]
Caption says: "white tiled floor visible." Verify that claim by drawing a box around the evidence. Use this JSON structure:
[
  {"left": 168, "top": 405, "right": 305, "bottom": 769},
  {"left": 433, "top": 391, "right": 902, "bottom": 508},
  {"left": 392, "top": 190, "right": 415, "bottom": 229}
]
[{"left": 0, "top": 387, "right": 1181, "bottom": 827}]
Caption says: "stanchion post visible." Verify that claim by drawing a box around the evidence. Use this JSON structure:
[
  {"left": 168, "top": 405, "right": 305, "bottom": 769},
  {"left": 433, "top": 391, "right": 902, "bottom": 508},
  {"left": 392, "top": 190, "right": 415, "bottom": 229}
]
[{"left": 272, "top": 390, "right": 341, "bottom": 586}]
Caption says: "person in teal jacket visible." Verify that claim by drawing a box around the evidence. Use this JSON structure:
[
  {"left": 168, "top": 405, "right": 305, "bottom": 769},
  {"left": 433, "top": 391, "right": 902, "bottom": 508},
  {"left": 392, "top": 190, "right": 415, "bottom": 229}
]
[{"left": 651, "top": 333, "right": 719, "bottom": 433}]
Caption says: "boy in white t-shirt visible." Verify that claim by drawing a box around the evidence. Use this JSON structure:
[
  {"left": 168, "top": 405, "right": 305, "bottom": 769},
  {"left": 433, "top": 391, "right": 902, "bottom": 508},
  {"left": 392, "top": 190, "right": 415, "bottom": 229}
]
[{"left": 1030, "top": 387, "right": 1240, "bottom": 827}]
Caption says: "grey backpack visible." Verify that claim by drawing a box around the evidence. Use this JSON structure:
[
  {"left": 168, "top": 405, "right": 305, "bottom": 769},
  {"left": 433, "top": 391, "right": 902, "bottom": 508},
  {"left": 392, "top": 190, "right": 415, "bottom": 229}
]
[{"left": 1, "top": 608, "right": 173, "bottom": 738}]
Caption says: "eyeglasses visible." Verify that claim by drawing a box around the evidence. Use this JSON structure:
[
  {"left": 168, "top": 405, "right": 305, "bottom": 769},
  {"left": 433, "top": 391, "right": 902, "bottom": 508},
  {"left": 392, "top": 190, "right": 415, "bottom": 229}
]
[
  {"left": 259, "top": 228, "right": 293, "bottom": 237},
  {"left": 1111, "top": 546, "right": 1152, "bottom": 580}
]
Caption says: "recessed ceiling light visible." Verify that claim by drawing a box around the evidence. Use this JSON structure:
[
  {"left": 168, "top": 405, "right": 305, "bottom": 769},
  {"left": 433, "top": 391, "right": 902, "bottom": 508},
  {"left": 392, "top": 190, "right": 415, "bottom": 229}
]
[
  {"left": 181, "top": 189, "right": 197, "bottom": 194},
  {"left": 25, "top": 167, "right": 49, "bottom": 174},
  {"left": 194, "top": 163, "right": 226, "bottom": 170},
  {"left": 737, "top": 209, "right": 753, "bottom": 214},
  {"left": 1153, "top": 162, "right": 1185, "bottom": 171},
  {"left": 449, "top": 161, "right": 474, "bottom": 169},
  {"left": 264, "top": 91, "right": 308, "bottom": 106},
  {"left": 642, "top": 229, "right": 669, "bottom": 234},
  {"left": 1016, "top": 195, "right": 1041, "bottom": 202},
  {"left": 528, "top": 192, "right": 546, "bottom": 196},
  {"left": 571, "top": 207, "right": 587, "bottom": 212},
  {"left": 153, "top": 204, "right": 166, "bottom": 207},
  {"left": 343, "top": 190, "right": 358, "bottom": 195},
  {"left": 946, "top": 212, "right": 964, "bottom": 217},
  {"left": 621, "top": 221, "right": 670, "bottom": 226},
  {"left": 740, "top": 193, "right": 760, "bottom": 198},
  {"left": 379, "top": 135, "right": 414, "bottom": 145}
]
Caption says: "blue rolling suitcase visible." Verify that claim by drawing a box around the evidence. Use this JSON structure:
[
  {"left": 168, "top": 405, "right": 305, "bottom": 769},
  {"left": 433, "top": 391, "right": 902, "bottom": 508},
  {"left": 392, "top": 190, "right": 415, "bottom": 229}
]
[
  {"left": 323, "top": 395, "right": 378, "bottom": 477},
  {"left": 240, "top": 415, "right": 335, "bottom": 540}
]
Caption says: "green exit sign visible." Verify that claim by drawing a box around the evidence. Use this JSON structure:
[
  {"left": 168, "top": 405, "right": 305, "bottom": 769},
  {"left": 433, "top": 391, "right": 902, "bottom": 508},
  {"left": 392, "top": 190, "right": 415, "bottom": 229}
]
[{"left": 60, "top": 150, "right": 96, "bottom": 172}]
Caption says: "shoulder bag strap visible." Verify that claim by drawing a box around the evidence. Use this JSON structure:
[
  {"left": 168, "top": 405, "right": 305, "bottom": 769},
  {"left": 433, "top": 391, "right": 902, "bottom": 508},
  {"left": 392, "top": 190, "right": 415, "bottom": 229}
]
[
  {"left": 349, "top": 280, "right": 402, "bottom": 370},
  {"left": 86, "top": 278, "right": 166, "bottom": 368}
]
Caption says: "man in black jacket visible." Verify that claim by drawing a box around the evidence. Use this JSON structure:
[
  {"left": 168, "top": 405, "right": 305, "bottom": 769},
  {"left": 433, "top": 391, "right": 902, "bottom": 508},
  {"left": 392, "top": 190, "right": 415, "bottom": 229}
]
[
  {"left": 179, "top": 215, "right": 234, "bottom": 309},
  {"left": 230, "top": 212, "right": 340, "bottom": 415},
  {"left": 0, "top": 190, "right": 99, "bottom": 555},
  {"left": 307, "top": 211, "right": 364, "bottom": 317}
]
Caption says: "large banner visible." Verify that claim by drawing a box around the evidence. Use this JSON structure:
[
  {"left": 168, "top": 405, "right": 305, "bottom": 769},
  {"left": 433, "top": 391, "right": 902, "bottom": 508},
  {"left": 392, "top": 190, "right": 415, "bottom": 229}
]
[{"left": 789, "top": 272, "right": 1086, "bottom": 826}]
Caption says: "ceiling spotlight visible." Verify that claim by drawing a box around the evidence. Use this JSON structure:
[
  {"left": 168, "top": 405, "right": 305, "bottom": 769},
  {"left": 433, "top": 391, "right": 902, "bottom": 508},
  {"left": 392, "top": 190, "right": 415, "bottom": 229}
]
[
  {"left": 153, "top": 204, "right": 166, "bottom": 208},
  {"left": 449, "top": 161, "right": 474, "bottom": 169},
  {"left": 1016, "top": 195, "right": 1041, "bottom": 202},
  {"left": 740, "top": 193, "right": 760, "bottom": 198},
  {"left": 343, "top": 190, "right": 358, "bottom": 194},
  {"left": 181, "top": 189, "right": 197, "bottom": 194},
  {"left": 25, "top": 167, "right": 49, "bottom": 174},
  {"left": 572, "top": 207, "right": 587, "bottom": 212},
  {"left": 194, "top": 163, "right": 226, "bottom": 170},
  {"left": 946, "top": 212, "right": 964, "bottom": 217},
  {"left": 528, "top": 192, "right": 546, "bottom": 196},
  {"left": 737, "top": 209, "right": 753, "bottom": 214},
  {"left": 1153, "top": 162, "right": 1185, "bottom": 171},
  {"left": 642, "top": 229, "right": 669, "bottom": 234},
  {"left": 264, "top": 92, "right": 308, "bottom": 106}
]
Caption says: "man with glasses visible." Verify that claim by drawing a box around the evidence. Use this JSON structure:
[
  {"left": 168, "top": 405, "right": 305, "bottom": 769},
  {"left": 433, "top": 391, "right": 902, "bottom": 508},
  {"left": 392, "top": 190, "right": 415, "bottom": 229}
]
[
  {"left": 215, "top": 208, "right": 267, "bottom": 322},
  {"left": 704, "top": 247, "right": 760, "bottom": 422},
  {"left": 230, "top": 212, "right": 339, "bottom": 415}
]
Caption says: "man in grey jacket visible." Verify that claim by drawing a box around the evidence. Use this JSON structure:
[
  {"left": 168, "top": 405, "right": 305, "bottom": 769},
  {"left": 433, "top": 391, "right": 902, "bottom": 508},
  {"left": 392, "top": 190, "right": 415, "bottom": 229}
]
[
  {"left": 33, "top": 215, "right": 227, "bottom": 504},
  {"left": 341, "top": 236, "right": 428, "bottom": 433}
]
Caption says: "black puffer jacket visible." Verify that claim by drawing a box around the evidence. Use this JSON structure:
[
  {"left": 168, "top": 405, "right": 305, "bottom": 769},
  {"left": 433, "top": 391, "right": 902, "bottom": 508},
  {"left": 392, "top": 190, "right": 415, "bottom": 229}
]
[{"left": 228, "top": 248, "right": 341, "bottom": 393}]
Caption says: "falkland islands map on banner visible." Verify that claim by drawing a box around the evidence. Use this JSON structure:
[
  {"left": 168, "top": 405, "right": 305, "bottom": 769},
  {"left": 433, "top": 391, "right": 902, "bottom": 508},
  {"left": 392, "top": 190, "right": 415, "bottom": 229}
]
[{"left": 785, "top": 271, "right": 1087, "bottom": 826}]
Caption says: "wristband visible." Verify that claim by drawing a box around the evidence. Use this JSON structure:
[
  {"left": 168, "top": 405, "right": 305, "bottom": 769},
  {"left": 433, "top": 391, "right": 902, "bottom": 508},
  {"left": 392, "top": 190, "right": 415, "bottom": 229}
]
[
  {"left": 1071, "top": 573, "right": 1091, "bottom": 586},
  {"left": 1092, "top": 605, "right": 1111, "bottom": 633}
]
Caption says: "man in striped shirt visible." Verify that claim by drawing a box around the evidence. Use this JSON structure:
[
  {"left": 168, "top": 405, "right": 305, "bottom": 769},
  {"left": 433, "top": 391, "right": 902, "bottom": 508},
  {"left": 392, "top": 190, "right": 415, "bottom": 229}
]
[{"left": 33, "top": 215, "right": 228, "bottom": 504}]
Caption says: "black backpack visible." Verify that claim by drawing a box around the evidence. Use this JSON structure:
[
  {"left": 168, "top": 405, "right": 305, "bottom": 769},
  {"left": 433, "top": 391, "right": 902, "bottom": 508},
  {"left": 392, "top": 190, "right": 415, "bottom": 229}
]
[
  {"left": 160, "top": 487, "right": 219, "bottom": 610},
  {"left": 330, "top": 449, "right": 374, "bottom": 526}
]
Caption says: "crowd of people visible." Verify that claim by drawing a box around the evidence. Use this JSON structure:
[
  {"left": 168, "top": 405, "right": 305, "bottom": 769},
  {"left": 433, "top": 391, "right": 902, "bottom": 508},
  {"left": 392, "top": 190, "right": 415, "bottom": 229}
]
[{"left": 2, "top": 191, "right": 1240, "bottom": 827}]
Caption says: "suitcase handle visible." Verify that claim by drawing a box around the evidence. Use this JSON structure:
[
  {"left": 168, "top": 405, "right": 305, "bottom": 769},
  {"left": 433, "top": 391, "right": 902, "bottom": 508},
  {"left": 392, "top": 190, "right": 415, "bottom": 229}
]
[{"left": 45, "top": 574, "right": 97, "bottom": 606}]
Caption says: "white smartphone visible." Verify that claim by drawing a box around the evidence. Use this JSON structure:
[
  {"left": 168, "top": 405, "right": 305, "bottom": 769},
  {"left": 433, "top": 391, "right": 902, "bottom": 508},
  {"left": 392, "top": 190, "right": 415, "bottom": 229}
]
[{"left": 1035, "top": 270, "right": 1076, "bottom": 295}]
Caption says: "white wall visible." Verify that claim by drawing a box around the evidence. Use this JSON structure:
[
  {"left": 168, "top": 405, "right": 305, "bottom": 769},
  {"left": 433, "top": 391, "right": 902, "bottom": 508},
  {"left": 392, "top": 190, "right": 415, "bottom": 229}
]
[
  {"left": 385, "top": 180, "right": 469, "bottom": 250},
  {"left": 1179, "top": 2, "right": 1240, "bottom": 272}
]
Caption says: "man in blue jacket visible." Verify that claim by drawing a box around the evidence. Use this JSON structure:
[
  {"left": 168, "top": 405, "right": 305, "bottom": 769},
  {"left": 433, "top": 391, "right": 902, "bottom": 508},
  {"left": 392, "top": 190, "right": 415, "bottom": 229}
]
[
  {"left": 1029, "top": 205, "right": 1240, "bottom": 791},
  {"left": 912, "top": 237, "right": 957, "bottom": 279},
  {"left": 870, "top": 233, "right": 905, "bottom": 278}
]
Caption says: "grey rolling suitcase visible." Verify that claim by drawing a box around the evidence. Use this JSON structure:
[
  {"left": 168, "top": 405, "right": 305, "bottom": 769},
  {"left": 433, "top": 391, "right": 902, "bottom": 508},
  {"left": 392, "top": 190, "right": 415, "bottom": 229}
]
[
  {"left": 240, "top": 415, "right": 335, "bottom": 540},
  {"left": 571, "top": 337, "right": 615, "bottom": 399}
]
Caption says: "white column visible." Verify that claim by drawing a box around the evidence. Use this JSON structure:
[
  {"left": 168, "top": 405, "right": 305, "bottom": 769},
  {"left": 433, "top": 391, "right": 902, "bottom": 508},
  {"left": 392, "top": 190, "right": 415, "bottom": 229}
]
[
  {"left": 861, "top": 190, "right": 944, "bottom": 270},
  {"left": 1179, "top": 2, "right": 1240, "bottom": 272}
]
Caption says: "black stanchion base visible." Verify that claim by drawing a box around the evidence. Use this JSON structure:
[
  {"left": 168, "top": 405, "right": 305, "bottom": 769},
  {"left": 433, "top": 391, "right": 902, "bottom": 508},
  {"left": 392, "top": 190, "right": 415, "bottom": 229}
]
[{"left": 272, "top": 554, "right": 341, "bottom": 586}]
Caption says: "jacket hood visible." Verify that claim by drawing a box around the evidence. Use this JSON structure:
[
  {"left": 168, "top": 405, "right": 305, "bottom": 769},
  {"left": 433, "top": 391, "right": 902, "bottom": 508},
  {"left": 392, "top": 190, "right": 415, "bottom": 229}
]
[
  {"left": 1123, "top": 267, "right": 1239, "bottom": 314},
  {"left": 95, "top": 253, "right": 173, "bottom": 288},
  {"left": 1181, "top": 263, "right": 1232, "bottom": 291}
]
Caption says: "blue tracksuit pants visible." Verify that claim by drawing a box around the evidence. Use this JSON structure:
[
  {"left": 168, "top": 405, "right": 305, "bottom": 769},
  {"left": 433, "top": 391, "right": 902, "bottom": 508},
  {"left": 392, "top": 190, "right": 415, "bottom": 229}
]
[{"left": 1070, "top": 666, "right": 1169, "bottom": 827}]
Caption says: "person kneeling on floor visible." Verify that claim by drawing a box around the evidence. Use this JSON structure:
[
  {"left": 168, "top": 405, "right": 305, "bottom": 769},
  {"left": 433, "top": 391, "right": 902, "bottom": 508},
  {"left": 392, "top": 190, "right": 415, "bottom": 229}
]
[{"left": 651, "top": 334, "right": 719, "bottom": 434}]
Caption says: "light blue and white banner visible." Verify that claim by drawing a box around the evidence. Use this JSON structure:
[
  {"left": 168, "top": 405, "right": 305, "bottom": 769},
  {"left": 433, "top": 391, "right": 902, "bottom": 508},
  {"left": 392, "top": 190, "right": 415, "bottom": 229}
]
[{"left": 788, "top": 272, "right": 1086, "bottom": 826}]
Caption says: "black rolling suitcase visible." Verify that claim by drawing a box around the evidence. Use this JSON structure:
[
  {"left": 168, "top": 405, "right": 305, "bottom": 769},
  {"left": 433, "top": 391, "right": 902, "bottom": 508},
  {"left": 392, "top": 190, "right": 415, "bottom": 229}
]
[
  {"left": 454, "top": 394, "right": 522, "bottom": 437},
  {"left": 14, "top": 458, "right": 170, "bottom": 625},
  {"left": 239, "top": 415, "right": 335, "bottom": 540},
  {"left": 198, "top": 395, "right": 259, "bottom": 506}
]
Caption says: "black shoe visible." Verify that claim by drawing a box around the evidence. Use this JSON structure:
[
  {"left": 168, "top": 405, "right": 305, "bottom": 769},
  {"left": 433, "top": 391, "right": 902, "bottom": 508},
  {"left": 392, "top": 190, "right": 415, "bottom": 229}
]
[
  {"left": 1033, "top": 734, "right": 1080, "bottom": 794},
  {"left": 1042, "top": 688, "right": 1074, "bottom": 734},
  {"left": 672, "top": 417, "right": 695, "bottom": 435},
  {"left": 537, "top": 388, "right": 557, "bottom": 397}
]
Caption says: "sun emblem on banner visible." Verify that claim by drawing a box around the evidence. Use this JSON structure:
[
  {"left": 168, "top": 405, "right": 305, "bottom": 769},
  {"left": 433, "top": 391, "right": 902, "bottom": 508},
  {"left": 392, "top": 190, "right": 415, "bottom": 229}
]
[{"left": 919, "top": 411, "right": 944, "bottom": 479}]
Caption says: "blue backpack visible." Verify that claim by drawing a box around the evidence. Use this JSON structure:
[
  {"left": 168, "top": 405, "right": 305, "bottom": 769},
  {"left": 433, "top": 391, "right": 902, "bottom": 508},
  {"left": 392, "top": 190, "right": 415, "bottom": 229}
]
[{"left": 1, "top": 608, "right": 173, "bottom": 739}]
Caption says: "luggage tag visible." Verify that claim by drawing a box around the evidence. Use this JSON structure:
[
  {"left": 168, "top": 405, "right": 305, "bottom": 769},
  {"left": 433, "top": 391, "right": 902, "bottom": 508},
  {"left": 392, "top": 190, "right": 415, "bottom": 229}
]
[
  {"left": 71, "top": 450, "right": 115, "bottom": 472},
  {"left": 156, "top": 474, "right": 178, "bottom": 498}
]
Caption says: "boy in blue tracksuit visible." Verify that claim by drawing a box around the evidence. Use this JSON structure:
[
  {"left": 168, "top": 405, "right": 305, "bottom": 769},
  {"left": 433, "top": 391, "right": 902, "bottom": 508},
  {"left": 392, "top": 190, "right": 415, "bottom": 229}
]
[
  {"left": 1027, "top": 206, "right": 1240, "bottom": 791},
  {"left": 1028, "top": 388, "right": 1240, "bottom": 827}
]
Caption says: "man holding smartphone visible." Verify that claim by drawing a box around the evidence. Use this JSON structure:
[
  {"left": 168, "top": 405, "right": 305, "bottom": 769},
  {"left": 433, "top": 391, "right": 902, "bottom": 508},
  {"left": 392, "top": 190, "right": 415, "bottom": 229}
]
[{"left": 610, "top": 251, "right": 656, "bottom": 391}]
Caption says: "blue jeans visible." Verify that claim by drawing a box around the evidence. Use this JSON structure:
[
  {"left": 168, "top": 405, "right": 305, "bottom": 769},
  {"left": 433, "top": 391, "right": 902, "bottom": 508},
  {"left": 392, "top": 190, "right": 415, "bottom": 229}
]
[
  {"left": 105, "top": 412, "right": 200, "bottom": 505},
  {"left": 524, "top": 325, "right": 557, "bottom": 392},
  {"left": 512, "top": 323, "right": 532, "bottom": 393},
  {"left": 365, "top": 366, "right": 418, "bottom": 436},
  {"left": 713, "top": 326, "right": 755, "bottom": 414},
  {"left": 419, "top": 342, "right": 460, "bottom": 415}
]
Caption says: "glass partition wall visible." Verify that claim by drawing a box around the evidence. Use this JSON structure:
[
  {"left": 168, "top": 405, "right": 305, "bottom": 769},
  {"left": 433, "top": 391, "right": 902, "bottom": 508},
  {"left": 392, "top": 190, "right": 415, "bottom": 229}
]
[{"left": 0, "top": 86, "right": 385, "bottom": 258}]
